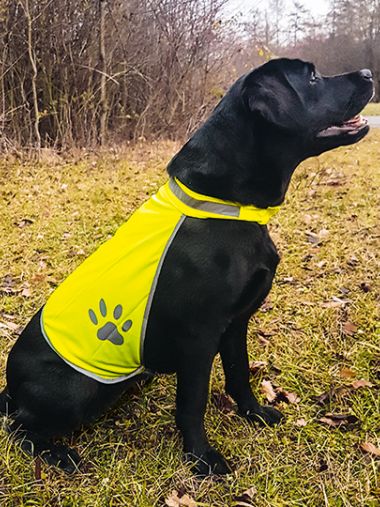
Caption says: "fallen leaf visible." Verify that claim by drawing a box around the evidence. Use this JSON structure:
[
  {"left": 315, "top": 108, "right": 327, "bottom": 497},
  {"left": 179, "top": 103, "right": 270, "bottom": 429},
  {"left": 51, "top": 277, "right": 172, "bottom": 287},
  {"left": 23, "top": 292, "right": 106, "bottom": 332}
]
[
  {"left": 16, "top": 218, "right": 34, "bottom": 228},
  {"left": 339, "top": 367, "right": 356, "bottom": 379},
  {"left": 21, "top": 287, "right": 31, "bottom": 297},
  {"left": 302, "top": 253, "right": 313, "bottom": 263},
  {"left": 1, "top": 274, "right": 17, "bottom": 288},
  {"left": 306, "top": 231, "right": 321, "bottom": 244},
  {"left": 0, "top": 287, "right": 20, "bottom": 296},
  {"left": 359, "top": 282, "right": 371, "bottom": 293},
  {"left": 360, "top": 442, "right": 380, "bottom": 457},
  {"left": 258, "top": 336, "right": 270, "bottom": 346},
  {"left": 325, "top": 178, "right": 343, "bottom": 186},
  {"left": 39, "top": 260, "right": 47, "bottom": 270},
  {"left": 332, "top": 296, "right": 350, "bottom": 304},
  {"left": 280, "top": 276, "right": 295, "bottom": 284},
  {"left": 351, "top": 379, "right": 374, "bottom": 389},
  {"left": 0, "top": 274, "right": 21, "bottom": 295},
  {"left": 319, "top": 413, "right": 359, "bottom": 428},
  {"left": 275, "top": 389, "right": 300, "bottom": 404},
  {"left": 322, "top": 296, "right": 350, "bottom": 308},
  {"left": 314, "top": 386, "right": 351, "bottom": 405},
  {"left": 165, "top": 490, "right": 197, "bottom": 507},
  {"left": 303, "top": 214, "right": 312, "bottom": 224},
  {"left": 343, "top": 321, "right": 358, "bottom": 336},
  {"left": 233, "top": 486, "right": 257, "bottom": 506},
  {"left": 261, "top": 380, "right": 277, "bottom": 403},
  {"left": 0, "top": 321, "right": 19, "bottom": 332},
  {"left": 242, "top": 486, "right": 257, "bottom": 499},
  {"left": 31, "top": 273, "right": 46, "bottom": 284},
  {"left": 295, "top": 418, "right": 307, "bottom": 427},
  {"left": 259, "top": 299, "right": 273, "bottom": 313},
  {"left": 249, "top": 361, "right": 267, "bottom": 376},
  {"left": 257, "top": 328, "right": 275, "bottom": 338},
  {"left": 211, "top": 392, "right": 235, "bottom": 413},
  {"left": 347, "top": 255, "right": 359, "bottom": 267},
  {"left": 318, "top": 228, "right": 329, "bottom": 238}
]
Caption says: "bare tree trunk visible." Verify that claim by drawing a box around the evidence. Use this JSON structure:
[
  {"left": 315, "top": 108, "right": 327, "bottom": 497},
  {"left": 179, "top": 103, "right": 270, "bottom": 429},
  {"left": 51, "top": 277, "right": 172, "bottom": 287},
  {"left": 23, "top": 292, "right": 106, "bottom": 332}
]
[
  {"left": 20, "top": 0, "right": 41, "bottom": 153},
  {"left": 99, "top": 0, "right": 107, "bottom": 145}
]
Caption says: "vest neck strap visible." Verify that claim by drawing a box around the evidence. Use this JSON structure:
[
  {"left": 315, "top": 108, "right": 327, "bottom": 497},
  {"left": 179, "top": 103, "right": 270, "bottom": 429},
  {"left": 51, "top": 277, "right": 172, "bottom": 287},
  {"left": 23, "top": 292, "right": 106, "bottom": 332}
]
[{"left": 168, "top": 177, "right": 281, "bottom": 224}]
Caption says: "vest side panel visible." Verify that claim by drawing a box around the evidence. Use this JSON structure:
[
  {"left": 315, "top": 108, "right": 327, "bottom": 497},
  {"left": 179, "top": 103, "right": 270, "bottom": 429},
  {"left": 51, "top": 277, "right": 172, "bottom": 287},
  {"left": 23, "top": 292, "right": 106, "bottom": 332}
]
[{"left": 42, "top": 195, "right": 182, "bottom": 380}]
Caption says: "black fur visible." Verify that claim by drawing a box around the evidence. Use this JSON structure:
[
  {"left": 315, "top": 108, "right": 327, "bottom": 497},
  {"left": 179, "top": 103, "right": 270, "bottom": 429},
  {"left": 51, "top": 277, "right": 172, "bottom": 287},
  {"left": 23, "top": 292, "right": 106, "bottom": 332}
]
[{"left": 1, "top": 58, "right": 373, "bottom": 475}]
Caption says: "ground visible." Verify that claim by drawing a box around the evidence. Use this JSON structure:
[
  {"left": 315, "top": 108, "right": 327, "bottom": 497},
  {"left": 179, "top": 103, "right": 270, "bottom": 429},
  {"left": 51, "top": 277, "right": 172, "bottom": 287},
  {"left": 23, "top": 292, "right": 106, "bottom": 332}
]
[
  {"left": 0, "top": 133, "right": 379, "bottom": 506},
  {"left": 363, "top": 103, "right": 380, "bottom": 115}
]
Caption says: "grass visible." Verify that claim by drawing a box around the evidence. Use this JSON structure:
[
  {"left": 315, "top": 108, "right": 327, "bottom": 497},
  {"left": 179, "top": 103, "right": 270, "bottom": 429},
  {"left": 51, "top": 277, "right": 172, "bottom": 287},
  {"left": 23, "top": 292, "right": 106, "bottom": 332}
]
[
  {"left": 363, "top": 103, "right": 380, "bottom": 116},
  {"left": 0, "top": 134, "right": 379, "bottom": 506}
]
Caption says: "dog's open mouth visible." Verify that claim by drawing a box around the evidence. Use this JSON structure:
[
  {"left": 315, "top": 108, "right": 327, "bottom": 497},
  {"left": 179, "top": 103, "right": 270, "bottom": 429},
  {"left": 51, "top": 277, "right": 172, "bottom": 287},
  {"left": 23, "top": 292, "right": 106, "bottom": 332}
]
[{"left": 317, "top": 114, "right": 369, "bottom": 138}]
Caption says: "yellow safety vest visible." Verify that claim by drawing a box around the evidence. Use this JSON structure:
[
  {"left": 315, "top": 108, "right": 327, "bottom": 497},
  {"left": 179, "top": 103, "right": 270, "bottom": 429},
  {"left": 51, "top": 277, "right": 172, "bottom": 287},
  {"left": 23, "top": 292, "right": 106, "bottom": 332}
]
[{"left": 41, "top": 178, "right": 280, "bottom": 383}]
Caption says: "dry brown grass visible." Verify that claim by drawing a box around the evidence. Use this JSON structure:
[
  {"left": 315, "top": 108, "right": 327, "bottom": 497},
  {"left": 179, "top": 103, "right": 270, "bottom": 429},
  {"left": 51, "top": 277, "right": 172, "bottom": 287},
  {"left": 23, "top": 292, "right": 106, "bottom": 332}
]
[{"left": 0, "top": 133, "right": 379, "bottom": 506}]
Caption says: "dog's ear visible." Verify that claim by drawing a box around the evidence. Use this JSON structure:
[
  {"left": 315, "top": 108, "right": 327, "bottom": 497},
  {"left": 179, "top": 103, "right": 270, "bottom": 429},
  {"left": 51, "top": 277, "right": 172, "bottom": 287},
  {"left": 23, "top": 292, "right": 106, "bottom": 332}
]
[{"left": 243, "top": 74, "right": 304, "bottom": 132}]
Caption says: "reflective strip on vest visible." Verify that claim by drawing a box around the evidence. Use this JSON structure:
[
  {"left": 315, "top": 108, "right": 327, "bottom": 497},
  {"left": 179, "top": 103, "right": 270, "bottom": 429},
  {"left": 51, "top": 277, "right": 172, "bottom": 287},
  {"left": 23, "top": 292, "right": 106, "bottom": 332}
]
[{"left": 41, "top": 178, "right": 280, "bottom": 383}]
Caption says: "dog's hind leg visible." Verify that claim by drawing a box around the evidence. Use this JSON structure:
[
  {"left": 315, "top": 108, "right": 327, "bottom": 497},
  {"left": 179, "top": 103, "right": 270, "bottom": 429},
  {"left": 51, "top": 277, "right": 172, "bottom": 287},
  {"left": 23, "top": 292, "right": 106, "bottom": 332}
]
[
  {"left": 1, "top": 385, "right": 80, "bottom": 473},
  {"left": 6, "top": 419, "right": 81, "bottom": 474},
  {"left": 5, "top": 309, "right": 136, "bottom": 473}
]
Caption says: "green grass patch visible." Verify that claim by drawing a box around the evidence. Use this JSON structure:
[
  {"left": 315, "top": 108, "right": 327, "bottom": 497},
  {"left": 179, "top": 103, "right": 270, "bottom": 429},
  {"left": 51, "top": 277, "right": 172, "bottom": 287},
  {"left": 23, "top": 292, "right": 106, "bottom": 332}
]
[
  {"left": 1, "top": 135, "right": 379, "bottom": 506},
  {"left": 363, "top": 103, "right": 380, "bottom": 116}
]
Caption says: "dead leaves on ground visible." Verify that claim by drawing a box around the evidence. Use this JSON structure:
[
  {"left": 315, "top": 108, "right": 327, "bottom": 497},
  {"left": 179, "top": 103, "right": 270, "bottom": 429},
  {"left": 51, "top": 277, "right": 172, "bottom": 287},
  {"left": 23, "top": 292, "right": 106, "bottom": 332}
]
[
  {"left": 339, "top": 367, "right": 356, "bottom": 379},
  {"left": 342, "top": 321, "right": 358, "bottom": 336},
  {"left": 360, "top": 442, "right": 380, "bottom": 457},
  {"left": 315, "top": 378, "right": 375, "bottom": 406},
  {"left": 305, "top": 228, "right": 329, "bottom": 246},
  {"left": 351, "top": 379, "right": 373, "bottom": 389},
  {"left": 249, "top": 361, "right": 268, "bottom": 376},
  {"left": 259, "top": 375, "right": 375, "bottom": 432},
  {"left": 232, "top": 486, "right": 257, "bottom": 507},
  {"left": 165, "top": 486, "right": 260, "bottom": 507},
  {"left": 165, "top": 490, "right": 197, "bottom": 507},
  {"left": 260, "top": 380, "right": 300, "bottom": 405},
  {"left": 211, "top": 392, "right": 235, "bottom": 414},
  {"left": 164, "top": 441, "right": 379, "bottom": 507},
  {"left": 318, "top": 413, "right": 359, "bottom": 428},
  {"left": 260, "top": 380, "right": 277, "bottom": 403}
]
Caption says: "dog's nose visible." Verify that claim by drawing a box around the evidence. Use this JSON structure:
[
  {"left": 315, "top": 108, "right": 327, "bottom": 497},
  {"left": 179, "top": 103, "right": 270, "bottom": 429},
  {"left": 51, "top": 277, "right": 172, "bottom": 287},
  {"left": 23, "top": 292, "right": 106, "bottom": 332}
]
[{"left": 359, "top": 69, "right": 373, "bottom": 80}]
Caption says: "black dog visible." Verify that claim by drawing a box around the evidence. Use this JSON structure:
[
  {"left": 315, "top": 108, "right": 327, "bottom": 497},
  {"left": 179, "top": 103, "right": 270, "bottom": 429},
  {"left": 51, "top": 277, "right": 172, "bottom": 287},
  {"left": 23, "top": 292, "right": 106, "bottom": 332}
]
[{"left": 0, "top": 58, "right": 373, "bottom": 475}]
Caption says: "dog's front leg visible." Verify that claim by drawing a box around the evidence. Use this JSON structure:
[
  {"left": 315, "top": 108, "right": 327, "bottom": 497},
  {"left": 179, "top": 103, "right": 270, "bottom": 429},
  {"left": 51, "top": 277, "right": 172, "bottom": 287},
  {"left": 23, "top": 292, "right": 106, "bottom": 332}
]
[
  {"left": 220, "top": 318, "right": 284, "bottom": 426},
  {"left": 175, "top": 352, "right": 231, "bottom": 476}
]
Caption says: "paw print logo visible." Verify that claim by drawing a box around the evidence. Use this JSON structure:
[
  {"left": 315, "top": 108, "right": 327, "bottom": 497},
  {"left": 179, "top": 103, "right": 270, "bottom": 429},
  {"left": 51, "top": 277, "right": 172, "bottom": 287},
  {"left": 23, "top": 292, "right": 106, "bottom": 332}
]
[{"left": 88, "top": 299, "right": 132, "bottom": 346}]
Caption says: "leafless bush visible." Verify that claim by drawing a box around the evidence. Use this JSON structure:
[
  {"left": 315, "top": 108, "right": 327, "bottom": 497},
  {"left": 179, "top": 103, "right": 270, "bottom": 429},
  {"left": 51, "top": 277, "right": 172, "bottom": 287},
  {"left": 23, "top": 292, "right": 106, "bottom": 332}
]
[{"left": 0, "top": 0, "right": 233, "bottom": 150}]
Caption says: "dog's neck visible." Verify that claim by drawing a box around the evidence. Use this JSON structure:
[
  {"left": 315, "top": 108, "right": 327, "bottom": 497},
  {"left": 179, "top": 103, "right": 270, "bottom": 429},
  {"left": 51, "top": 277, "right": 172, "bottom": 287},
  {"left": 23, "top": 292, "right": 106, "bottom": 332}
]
[{"left": 167, "top": 90, "right": 302, "bottom": 209}]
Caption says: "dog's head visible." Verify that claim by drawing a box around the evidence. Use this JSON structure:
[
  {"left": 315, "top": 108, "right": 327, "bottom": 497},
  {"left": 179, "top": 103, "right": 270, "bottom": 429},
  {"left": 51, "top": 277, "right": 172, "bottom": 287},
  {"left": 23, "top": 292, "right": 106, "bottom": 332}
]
[
  {"left": 243, "top": 58, "right": 374, "bottom": 156},
  {"left": 168, "top": 58, "right": 374, "bottom": 207}
]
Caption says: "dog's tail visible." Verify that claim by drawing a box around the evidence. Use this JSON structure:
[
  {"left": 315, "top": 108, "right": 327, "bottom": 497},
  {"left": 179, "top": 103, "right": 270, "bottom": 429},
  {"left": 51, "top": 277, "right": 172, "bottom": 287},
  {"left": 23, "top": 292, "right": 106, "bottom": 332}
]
[{"left": 0, "top": 388, "right": 13, "bottom": 416}]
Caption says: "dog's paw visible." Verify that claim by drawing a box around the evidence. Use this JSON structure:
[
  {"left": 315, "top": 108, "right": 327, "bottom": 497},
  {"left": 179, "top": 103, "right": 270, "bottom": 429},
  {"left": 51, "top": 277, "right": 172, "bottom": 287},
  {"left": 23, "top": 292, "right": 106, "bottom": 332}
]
[
  {"left": 185, "top": 447, "right": 232, "bottom": 477},
  {"left": 40, "top": 444, "right": 81, "bottom": 474},
  {"left": 242, "top": 405, "right": 284, "bottom": 426},
  {"left": 18, "top": 434, "right": 81, "bottom": 474}
]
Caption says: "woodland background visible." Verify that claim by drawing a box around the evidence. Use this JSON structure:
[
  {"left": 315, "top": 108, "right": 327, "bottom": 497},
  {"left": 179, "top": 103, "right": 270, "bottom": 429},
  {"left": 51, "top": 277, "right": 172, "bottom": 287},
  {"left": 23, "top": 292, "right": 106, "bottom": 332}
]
[{"left": 0, "top": 0, "right": 379, "bottom": 149}]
